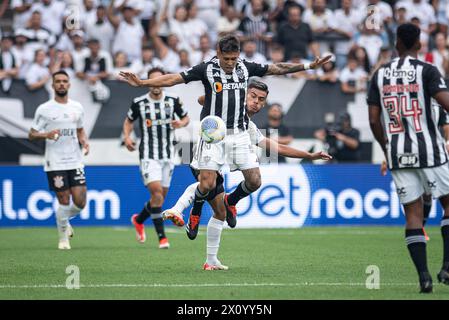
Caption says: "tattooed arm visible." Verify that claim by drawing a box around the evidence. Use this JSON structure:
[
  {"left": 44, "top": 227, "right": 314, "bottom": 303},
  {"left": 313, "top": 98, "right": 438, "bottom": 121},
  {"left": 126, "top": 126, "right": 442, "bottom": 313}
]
[{"left": 265, "top": 55, "right": 332, "bottom": 76}]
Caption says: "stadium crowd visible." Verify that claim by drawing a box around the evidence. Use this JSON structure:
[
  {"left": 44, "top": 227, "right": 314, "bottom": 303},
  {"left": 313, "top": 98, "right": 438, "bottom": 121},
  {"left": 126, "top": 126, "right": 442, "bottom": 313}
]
[{"left": 0, "top": 0, "right": 448, "bottom": 95}]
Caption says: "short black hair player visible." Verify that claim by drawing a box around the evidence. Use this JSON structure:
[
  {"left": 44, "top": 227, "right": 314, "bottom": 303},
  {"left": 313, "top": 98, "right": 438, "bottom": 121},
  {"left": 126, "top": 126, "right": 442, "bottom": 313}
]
[{"left": 368, "top": 23, "right": 449, "bottom": 293}]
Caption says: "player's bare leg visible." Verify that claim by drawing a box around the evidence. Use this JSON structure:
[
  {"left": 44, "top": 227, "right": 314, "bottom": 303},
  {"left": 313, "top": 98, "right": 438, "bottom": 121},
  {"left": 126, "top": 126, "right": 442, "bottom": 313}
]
[
  {"left": 204, "top": 193, "right": 228, "bottom": 270},
  {"left": 224, "top": 167, "right": 261, "bottom": 228},
  {"left": 187, "top": 170, "right": 217, "bottom": 240},
  {"left": 55, "top": 189, "right": 72, "bottom": 249},
  {"left": 437, "top": 195, "right": 449, "bottom": 284},
  {"left": 403, "top": 196, "right": 432, "bottom": 293},
  {"left": 422, "top": 193, "right": 432, "bottom": 240}
]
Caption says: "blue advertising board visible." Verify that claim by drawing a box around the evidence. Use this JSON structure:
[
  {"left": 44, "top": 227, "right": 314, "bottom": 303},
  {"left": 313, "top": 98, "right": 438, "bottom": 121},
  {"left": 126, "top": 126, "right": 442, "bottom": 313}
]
[{"left": 0, "top": 164, "right": 444, "bottom": 227}]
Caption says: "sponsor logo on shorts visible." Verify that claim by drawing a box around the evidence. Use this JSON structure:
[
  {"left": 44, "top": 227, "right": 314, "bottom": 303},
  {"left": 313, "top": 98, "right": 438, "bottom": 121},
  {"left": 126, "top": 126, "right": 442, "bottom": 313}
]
[
  {"left": 396, "top": 187, "right": 407, "bottom": 197},
  {"left": 427, "top": 181, "right": 437, "bottom": 189}
]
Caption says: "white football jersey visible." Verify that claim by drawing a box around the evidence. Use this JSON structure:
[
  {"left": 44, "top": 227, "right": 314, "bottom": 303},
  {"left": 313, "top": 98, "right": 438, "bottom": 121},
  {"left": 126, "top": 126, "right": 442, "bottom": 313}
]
[
  {"left": 31, "top": 99, "right": 85, "bottom": 172},
  {"left": 248, "top": 120, "right": 265, "bottom": 146}
]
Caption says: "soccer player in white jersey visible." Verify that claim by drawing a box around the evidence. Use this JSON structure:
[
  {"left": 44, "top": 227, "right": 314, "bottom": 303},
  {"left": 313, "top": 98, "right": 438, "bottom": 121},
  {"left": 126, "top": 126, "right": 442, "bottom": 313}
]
[
  {"left": 164, "top": 80, "right": 331, "bottom": 270},
  {"left": 123, "top": 67, "right": 189, "bottom": 249},
  {"left": 29, "top": 70, "right": 89, "bottom": 250},
  {"left": 368, "top": 23, "right": 449, "bottom": 293},
  {"left": 119, "top": 34, "right": 331, "bottom": 241}
]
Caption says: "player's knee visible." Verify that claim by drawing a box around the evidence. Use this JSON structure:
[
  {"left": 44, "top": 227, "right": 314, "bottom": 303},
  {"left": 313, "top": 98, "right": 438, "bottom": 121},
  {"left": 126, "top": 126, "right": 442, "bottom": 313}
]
[
  {"left": 246, "top": 175, "right": 261, "bottom": 192},
  {"left": 74, "top": 199, "right": 86, "bottom": 209},
  {"left": 150, "top": 188, "right": 164, "bottom": 206},
  {"left": 199, "top": 174, "right": 216, "bottom": 192}
]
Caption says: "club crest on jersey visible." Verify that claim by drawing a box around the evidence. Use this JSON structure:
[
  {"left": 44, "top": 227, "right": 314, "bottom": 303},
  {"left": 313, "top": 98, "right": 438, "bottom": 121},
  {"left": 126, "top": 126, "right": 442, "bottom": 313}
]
[
  {"left": 384, "top": 67, "right": 416, "bottom": 82},
  {"left": 236, "top": 68, "right": 245, "bottom": 79},
  {"left": 53, "top": 176, "right": 64, "bottom": 188},
  {"left": 398, "top": 153, "right": 419, "bottom": 167}
]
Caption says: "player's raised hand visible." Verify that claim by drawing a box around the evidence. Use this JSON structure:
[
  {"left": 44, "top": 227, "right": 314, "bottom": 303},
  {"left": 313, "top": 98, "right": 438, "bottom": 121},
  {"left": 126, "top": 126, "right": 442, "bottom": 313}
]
[
  {"left": 310, "top": 55, "right": 333, "bottom": 69},
  {"left": 124, "top": 136, "right": 136, "bottom": 151},
  {"left": 380, "top": 160, "right": 388, "bottom": 176},
  {"left": 47, "top": 129, "right": 61, "bottom": 141},
  {"left": 119, "top": 71, "right": 142, "bottom": 87},
  {"left": 310, "top": 151, "right": 332, "bottom": 161}
]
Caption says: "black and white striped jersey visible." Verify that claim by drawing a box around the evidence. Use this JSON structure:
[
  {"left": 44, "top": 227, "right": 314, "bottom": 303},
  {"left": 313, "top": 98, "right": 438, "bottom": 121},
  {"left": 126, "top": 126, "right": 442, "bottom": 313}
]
[
  {"left": 127, "top": 92, "right": 188, "bottom": 161},
  {"left": 180, "top": 56, "right": 268, "bottom": 133},
  {"left": 368, "top": 56, "right": 449, "bottom": 170}
]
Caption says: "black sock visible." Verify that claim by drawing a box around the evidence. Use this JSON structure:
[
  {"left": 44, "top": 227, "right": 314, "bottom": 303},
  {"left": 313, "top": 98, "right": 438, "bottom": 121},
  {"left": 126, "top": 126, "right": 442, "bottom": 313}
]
[
  {"left": 136, "top": 201, "right": 151, "bottom": 224},
  {"left": 405, "top": 229, "right": 429, "bottom": 279},
  {"left": 151, "top": 207, "right": 165, "bottom": 240},
  {"left": 441, "top": 217, "right": 449, "bottom": 270},
  {"left": 227, "top": 181, "right": 252, "bottom": 206},
  {"left": 191, "top": 187, "right": 208, "bottom": 216},
  {"left": 423, "top": 202, "right": 432, "bottom": 226}
]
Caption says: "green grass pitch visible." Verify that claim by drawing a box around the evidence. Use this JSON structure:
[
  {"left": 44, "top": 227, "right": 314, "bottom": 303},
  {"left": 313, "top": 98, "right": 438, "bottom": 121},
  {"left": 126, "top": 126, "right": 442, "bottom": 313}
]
[{"left": 0, "top": 226, "right": 448, "bottom": 300}]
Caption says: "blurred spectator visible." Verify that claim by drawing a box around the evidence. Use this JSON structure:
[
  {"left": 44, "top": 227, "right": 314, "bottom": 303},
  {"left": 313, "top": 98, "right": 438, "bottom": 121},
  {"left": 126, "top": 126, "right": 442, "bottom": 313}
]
[
  {"left": 358, "top": 0, "right": 393, "bottom": 26},
  {"left": 55, "top": 24, "right": 75, "bottom": 52},
  {"left": 350, "top": 46, "right": 371, "bottom": 73},
  {"left": 129, "top": 46, "right": 164, "bottom": 79},
  {"left": 195, "top": 0, "right": 221, "bottom": 42},
  {"left": 76, "top": 39, "right": 112, "bottom": 85},
  {"left": 240, "top": 40, "right": 267, "bottom": 64},
  {"left": 154, "top": 0, "right": 184, "bottom": 39},
  {"left": 25, "top": 49, "right": 50, "bottom": 91},
  {"left": 371, "top": 46, "right": 392, "bottom": 75},
  {"left": 150, "top": 22, "right": 180, "bottom": 73},
  {"left": 66, "top": 30, "right": 90, "bottom": 74},
  {"left": 108, "top": 1, "right": 145, "bottom": 63},
  {"left": 339, "top": 56, "right": 368, "bottom": 94},
  {"left": 85, "top": 5, "right": 115, "bottom": 53},
  {"left": 50, "top": 51, "right": 76, "bottom": 79},
  {"left": 166, "top": 4, "right": 191, "bottom": 51},
  {"left": 270, "top": 0, "right": 306, "bottom": 27},
  {"left": 396, "top": 0, "right": 436, "bottom": 35},
  {"left": 113, "top": 0, "right": 144, "bottom": 14},
  {"left": 388, "top": 2, "right": 408, "bottom": 37},
  {"left": 316, "top": 54, "right": 339, "bottom": 83},
  {"left": 354, "top": 22, "right": 388, "bottom": 67},
  {"left": 276, "top": 5, "right": 320, "bottom": 61},
  {"left": 111, "top": 51, "right": 132, "bottom": 79},
  {"left": 262, "top": 103, "right": 294, "bottom": 163},
  {"left": 11, "top": 0, "right": 34, "bottom": 31},
  {"left": 138, "top": 0, "right": 157, "bottom": 39},
  {"left": 428, "top": 32, "right": 449, "bottom": 77},
  {"left": 333, "top": 0, "right": 362, "bottom": 69},
  {"left": 0, "top": 35, "right": 19, "bottom": 93},
  {"left": 190, "top": 35, "right": 215, "bottom": 65},
  {"left": 31, "top": 0, "right": 66, "bottom": 36},
  {"left": 22, "top": 11, "right": 56, "bottom": 53},
  {"left": 0, "top": 0, "right": 7, "bottom": 37},
  {"left": 236, "top": 0, "right": 273, "bottom": 56},
  {"left": 217, "top": 5, "right": 241, "bottom": 36},
  {"left": 267, "top": 44, "right": 285, "bottom": 64},
  {"left": 411, "top": 16, "right": 429, "bottom": 47},
  {"left": 175, "top": 49, "right": 192, "bottom": 73},
  {"left": 303, "top": 0, "right": 336, "bottom": 53},
  {"left": 435, "top": 0, "right": 449, "bottom": 35},
  {"left": 187, "top": 3, "right": 209, "bottom": 51},
  {"left": 314, "top": 112, "right": 361, "bottom": 163},
  {"left": 76, "top": 0, "right": 99, "bottom": 29},
  {"left": 12, "top": 29, "right": 33, "bottom": 79}
]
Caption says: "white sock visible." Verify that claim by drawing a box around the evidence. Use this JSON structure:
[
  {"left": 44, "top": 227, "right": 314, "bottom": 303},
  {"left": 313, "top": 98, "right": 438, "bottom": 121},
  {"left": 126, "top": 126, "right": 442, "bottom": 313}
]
[
  {"left": 56, "top": 205, "right": 71, "bottom": 241},
  {"left": 206, "top": 217, "right": 224, "bottom": 265},
  {"left": 172, "top": 182, "right": 199, "bottom": 214},
  {"left": 68, "top": 203, "right": 82, "bottom": 218}
]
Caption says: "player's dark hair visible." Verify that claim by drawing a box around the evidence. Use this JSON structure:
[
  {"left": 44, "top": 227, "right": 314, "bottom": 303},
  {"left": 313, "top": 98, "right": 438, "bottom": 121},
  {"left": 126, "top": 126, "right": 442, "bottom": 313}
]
[
  {"left": 218, "top": 34, "right": 240, "bottom": 53},
  {"left": 248, "top": 80, "right": 269, "bottom": 94},
  {"left": 397, "top": 23, "right": 420, "bottom": 50},
  {"left": 147, "top": 67, "right": 166, "bottom": 79},
  {"left": 52, "top": 70, "right": 69, "bottom": 80}
]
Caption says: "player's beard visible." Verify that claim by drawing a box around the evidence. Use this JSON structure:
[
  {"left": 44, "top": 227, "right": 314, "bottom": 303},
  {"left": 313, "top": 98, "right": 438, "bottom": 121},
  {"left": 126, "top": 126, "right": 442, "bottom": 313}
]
[{"left": 55, "top": 89, "right": 68, "bottom": 97}]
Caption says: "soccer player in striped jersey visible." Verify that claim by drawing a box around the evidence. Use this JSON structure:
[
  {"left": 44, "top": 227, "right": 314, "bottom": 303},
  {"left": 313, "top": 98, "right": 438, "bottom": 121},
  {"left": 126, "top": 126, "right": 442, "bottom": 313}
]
[
  {"left": 163, "top": 80, "right": 331, "bottom": 270},
  {"left": 120, "top": 34, "right": 331, "bottom": 240},
  {"left": 368, "top": 23, "right": 449, "bottom": 293},
  {"left": 123, "top": 67, "right": 190, "bottom": 249}
]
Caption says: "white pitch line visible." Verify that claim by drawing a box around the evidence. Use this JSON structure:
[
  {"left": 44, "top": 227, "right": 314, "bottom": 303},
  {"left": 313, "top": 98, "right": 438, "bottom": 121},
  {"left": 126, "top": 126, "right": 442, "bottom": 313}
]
[{"left": 0, "top": 282, "right": 420, "bottom": 289}]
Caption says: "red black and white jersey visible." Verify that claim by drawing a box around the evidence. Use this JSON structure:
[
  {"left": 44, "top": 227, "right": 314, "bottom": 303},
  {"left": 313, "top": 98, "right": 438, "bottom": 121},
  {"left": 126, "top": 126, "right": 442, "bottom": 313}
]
[{"left": 368, "top": 56, "right": 449, "bottom": 170}]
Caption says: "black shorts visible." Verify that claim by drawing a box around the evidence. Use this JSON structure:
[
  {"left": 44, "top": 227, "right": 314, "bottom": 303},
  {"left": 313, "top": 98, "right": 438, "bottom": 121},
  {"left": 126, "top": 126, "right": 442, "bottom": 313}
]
[
  {"left": 46, "top": 168, "right": 87, "bottom": 192},
  {"left": 190, "top": 167, "right": 224, "bottom": 201}
]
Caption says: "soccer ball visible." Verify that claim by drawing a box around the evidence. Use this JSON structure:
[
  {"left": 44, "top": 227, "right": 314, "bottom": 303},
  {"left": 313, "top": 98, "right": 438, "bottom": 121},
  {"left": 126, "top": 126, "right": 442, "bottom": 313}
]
[{"left": 200, "top": 115, "right": 226, "bottom": 144}]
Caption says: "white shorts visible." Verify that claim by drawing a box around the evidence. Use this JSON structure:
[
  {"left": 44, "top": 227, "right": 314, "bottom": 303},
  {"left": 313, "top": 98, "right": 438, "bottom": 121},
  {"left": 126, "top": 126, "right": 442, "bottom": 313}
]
[
  {"left": 140, "top": 159, "right": 175, "bottom": 188},
  {"left": 391, "top": 164, "right": 449, "bottom": 204},
  {"left": 190, "top": 131, "right": 259, "bottom": 172}
]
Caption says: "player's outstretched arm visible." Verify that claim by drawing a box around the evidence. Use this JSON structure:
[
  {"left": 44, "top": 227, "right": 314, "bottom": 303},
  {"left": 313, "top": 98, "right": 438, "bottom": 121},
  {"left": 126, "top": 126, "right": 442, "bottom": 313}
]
[
  {"left": 119, "top": 71, "right": 184, "bottom": 88},
  {"left": 122, "top": 118, "right": 136, "bottom": 152},
  {"left": 265, "top": 55, "right": 332, "bottom": 76},
  {"left": 259, "top": 137, "right": 332, "bottom": 160},
  {"left": 28, "top": 128, "right": 60, "bottom": 141}
]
